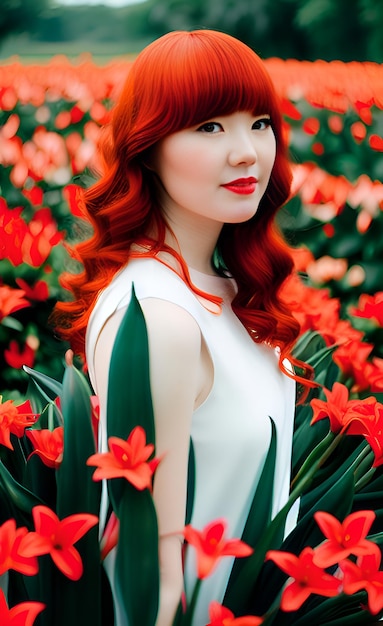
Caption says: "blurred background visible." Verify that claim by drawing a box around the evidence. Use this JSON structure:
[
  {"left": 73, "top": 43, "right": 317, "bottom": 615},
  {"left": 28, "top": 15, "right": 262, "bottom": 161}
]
[{"left": 1, "top": 0, "right": 383, "bottom": 62}]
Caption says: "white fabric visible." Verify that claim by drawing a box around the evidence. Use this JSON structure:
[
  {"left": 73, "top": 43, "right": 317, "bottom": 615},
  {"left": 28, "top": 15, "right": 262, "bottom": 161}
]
[{"left": 86, "top": 257, "right": 296, "bottom": 626}]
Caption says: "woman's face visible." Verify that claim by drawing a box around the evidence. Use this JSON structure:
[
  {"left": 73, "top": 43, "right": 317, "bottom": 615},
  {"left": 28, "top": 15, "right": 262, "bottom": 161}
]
[{"left": 151, "top": 111, "right": 276, "bottom": 230}]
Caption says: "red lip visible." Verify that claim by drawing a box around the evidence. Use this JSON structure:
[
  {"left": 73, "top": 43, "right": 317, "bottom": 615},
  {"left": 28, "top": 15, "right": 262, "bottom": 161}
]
[{"left": 222, "top": 177, "right": 258, "bottom": 195}]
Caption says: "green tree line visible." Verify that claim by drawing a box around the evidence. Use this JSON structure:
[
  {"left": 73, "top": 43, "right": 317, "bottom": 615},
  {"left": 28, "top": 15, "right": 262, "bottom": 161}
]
[{"left": 1, "top": 0, "right": 383, "bottom": 61}]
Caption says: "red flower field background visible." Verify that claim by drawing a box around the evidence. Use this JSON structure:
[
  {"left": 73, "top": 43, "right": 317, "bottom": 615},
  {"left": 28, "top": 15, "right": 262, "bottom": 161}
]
[{"left": 1, "top": 55, "right": 382, "bottom": 399}]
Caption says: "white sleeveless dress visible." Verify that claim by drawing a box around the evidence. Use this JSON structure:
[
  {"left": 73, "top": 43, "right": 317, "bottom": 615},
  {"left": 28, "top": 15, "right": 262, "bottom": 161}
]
[{"left": 86, "top": 257, "right": 297, "bottom": 626}]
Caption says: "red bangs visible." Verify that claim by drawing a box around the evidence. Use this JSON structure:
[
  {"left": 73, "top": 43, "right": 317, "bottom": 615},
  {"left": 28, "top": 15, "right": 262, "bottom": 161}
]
[{"left": 115, "top": 30, "right": 282, "bottom": 159}]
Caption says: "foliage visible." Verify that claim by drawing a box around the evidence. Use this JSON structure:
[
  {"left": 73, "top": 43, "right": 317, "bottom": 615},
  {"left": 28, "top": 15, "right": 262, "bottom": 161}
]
[
  {"left": 0, "top": 0, "right": 49, "bottom": 46},
  {"left": 2, "top": 0, "right": 383, "bottom": 62}
]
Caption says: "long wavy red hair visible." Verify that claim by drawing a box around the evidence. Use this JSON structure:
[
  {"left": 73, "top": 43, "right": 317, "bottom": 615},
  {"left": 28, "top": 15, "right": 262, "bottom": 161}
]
[{"left": 53, "top": 29, "right": 312, "bottom": 384}]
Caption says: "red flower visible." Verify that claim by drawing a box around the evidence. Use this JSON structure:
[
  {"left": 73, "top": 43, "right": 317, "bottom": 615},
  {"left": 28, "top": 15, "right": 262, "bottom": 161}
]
[
  {"left": 0, "top": 399, "right": 37, "bottom": 449},
  {"left": 350, "top": 292, "right": 383, "bottom": 327},
  {"left": 22, "top": 185, "right": 44, "bottom": 207},
  {"left": 15, "top": 278, "right": 49, "bottom": 302},
  {"left": 344, "top": 400, "right": 383, "bottom": 467},
  {"left": 303, "top": 117, "right": 320, "bottom": 135},
  {"left": 266, "top": 547, "right": 340, "bottom": 611},
  {"left": 332, "top": 340, "right": 383, "bottom": 392},
  {"left": 0, "top": 589, "right": 44, "bottom": 626},
  {"left": 26, "top": 427, "right": 64, "bottom": 469},
  {"left": 63, "top": 184, "right": 86, "bottom": 218},
  {"left": 341, "top": 551, "right": 383, "bottom": 615},
  {"left": 19, "top": 505, "right": 98, "bottom": 581},
  {"left": 207, "top": 601, "right": 263, "bottom": 625},
  {"left": 21, "top": 208, "right": 63, "bottom": 267},
  {"left": 0, "top": 519, "right": 38, "bottom": 576},
  {"left": 280, "top": 275, "right": 341, "bottom": 342},
  {"left": 0, "top": 200, "right": 28, "bottom": 267},
  {"left": 4, "top": 338, "right": 37, "bottom": 369},
  {"left": 0, "top": 285, "right": 30, "bottom": 321},
  {"left": 313, "top": 511, "right": 380, "bottom": 567},
  {"left": 183, "top": 519, "right": 253, "bottom": 580},
  {"left": 369, "top": 134, "right": 383, "bottom": 152},
  {"left": 310, "top": 382, "right": 362, "bottom": 433},
  {"left": 87, "top": 426, "right": 161, "bottom": 491}
]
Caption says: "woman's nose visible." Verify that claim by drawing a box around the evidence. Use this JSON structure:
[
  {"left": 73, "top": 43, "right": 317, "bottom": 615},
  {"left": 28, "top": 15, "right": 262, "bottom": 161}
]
[{"left": 228, "top": 134, "right": 257, "bottom": 166}]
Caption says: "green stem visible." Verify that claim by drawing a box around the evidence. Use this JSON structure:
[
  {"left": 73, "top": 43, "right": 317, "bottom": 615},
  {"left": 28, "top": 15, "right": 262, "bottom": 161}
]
[
  {"left": 355, "top": 464, "right": 376, "bottom": 492},
  {"left": 353, "top": 445, "right": 373, "bottom": 480},
  {"left": 291, "top": 429, "right": 339, "bottom": 490},
  {"left": 182, "top": 578, "right": 202, "bottom": 626}
]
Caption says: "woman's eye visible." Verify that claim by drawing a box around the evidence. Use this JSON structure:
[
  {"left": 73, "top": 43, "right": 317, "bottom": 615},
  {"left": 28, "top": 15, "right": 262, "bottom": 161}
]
[
  {"left": 197, "top": 122, "right": 222, "bottom": 133},
  {"left": 252, "top": 117, "right": 272, "bottom": 130}
]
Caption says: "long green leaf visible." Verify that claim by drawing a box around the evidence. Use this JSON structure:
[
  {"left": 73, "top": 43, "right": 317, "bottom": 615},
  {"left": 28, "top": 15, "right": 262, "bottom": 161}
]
[
  {"left": 54, "top": 362, "right": 102, "bottom": 626},
  {"left": 115, "top": 485, "right": 160, "bottom": 626},
  {"left": 224, "top": 419, "right": 277, "bottom": 605},
  {"left": 105, "top": 287, "right": 159, "bottom": 625},
  {"left": 0, "top": 459, "right": 43, "bottom": 525},
  {"left": 23, "top": 365, "right": 63, "bottom": 401}
]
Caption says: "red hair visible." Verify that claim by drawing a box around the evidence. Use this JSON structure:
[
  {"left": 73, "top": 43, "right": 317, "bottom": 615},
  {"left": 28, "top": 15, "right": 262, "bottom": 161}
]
[{"left": 53, "top": 29, "right": 312, "bottom": 385}]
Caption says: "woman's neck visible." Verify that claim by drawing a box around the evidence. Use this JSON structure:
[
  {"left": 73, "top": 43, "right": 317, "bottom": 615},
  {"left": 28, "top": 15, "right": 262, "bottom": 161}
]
[{"left": 162, "top": 211, "right": 223, "bottom": 276}]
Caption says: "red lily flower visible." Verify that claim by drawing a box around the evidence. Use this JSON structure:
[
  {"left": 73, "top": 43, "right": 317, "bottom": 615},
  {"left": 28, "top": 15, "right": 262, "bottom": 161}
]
[
  {"left": 183, "top": 518, "right": 253, "bottom": 580},
  {"left": 0, "top": 399, "right": 37, "bottom": 450},
  {"left": 86, "top": 426, "right": 161, "bottom": 491},
  {"left": 19, "top": 505, "right": 98, "bottom": 581},
  {"left": 343, "top": 400, "right": 383, "bottom": 467},
  {"left": 313, "top": 510, "right": 380, "bottom": 567},
  {"left": 266, "top": 547, "right": 340, "bottom": 611},
  {"left": 0, "top": 285, "right": 30, "bottom": 321},
  {"left": 206, "top": 601, "right": 263, "bottom": 625},
  {"left": 310, "top": 382, "right": 365, "bottom": 433},
  {"left": 0, "top": 519, "right": 38, "bottom": 576},
  {"left": 26, "top": 427, "right": 64, "bottom": 469},
  {"left": 341, "top": 551, "right": 383, "bottom": 615},
  {"left": 0, "top": 589, "right": 44, "bottom": 626}
]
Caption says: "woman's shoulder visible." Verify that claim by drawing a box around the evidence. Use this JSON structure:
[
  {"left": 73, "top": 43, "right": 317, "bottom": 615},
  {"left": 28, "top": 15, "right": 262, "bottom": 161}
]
[{"left": 86, "top": 257, "right": 202, "bottom": 355}]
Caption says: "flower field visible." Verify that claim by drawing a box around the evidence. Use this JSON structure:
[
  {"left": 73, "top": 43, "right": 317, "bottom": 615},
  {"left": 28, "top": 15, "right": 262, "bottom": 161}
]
[
  {"left": 1, "top": 55, "right": 383, "bottom": 624},
  {"left": 1, "top": 56, "right": 383, "bottom": 399}
]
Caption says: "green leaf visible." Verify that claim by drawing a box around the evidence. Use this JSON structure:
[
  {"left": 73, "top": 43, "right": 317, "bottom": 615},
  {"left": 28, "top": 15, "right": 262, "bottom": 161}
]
[
  {"left": 105, "top": 286, "right": 159, "bottom": 624},
  {"left": 224, "top": 419, "right": 278, "bottom": 604},
  {"left": 115, "top": 485, "right": 159, "bottom": 626},
  {"left": 185, "top": 439, "right": 195, "bottom": 526},
  {"left": 23, "top": 365, "right": 63, "bottom": 402},
  {"left": 0, "top": 459, "right": 43, "bottom": 526},
  {"left": 106, "top": 285, "right": 155, "bottom": 439},
  {"left": 243, "top": 465, "right": 356, "bottom": 618},
  {"left": 106, "top": 285, "right": 155, "bottom": 512},
  {"left": 293, "top": 591, "right": 382, "bottom": 625},
  {"left": 1, "top": 316, "right": 23, "bottom": 331},
  {"left": 54, "top": 362, "right": 102, "bottom": 626}
]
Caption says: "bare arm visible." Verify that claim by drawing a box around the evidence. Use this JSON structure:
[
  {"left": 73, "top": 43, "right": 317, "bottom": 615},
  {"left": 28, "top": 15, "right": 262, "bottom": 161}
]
[{"left": 140, "top": 298, "right": 202, "bottom": 626}]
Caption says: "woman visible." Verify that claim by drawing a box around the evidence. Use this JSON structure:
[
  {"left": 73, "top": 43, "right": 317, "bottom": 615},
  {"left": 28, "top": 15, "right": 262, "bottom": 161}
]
[{"left": 54, "top": 30, "right": 311, "bottom": 626}]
